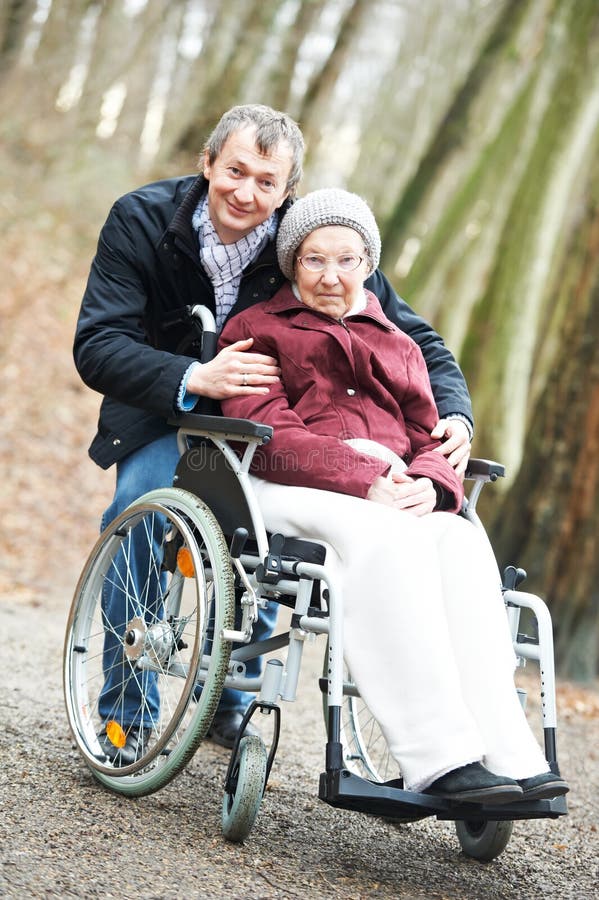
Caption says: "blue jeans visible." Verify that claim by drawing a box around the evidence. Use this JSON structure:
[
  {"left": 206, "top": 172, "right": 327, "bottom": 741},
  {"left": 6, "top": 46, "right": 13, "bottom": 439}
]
[{"left": 98, "top": 431, "right": 279, "bottom": 725}]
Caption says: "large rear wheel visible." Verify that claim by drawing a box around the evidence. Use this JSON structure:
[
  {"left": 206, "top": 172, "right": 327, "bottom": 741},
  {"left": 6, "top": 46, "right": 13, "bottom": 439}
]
[{"left": 64, "top": 488, "right": 235, "bottom": 796}]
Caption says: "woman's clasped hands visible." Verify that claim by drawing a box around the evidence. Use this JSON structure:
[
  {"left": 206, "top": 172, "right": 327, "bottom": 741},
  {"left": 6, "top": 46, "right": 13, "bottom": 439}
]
[{"left": 366, "top": 472, "right": 437, "bottom": 516}]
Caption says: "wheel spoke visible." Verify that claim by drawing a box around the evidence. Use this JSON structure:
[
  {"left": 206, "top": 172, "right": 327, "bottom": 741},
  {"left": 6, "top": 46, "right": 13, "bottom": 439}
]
[{"left": 64, "top": 489, "right": 235, "bottom": 796}]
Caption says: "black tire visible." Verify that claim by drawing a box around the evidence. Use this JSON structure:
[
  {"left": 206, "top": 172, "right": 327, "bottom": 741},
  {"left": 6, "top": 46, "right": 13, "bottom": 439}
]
[
  {"left": 455, "top": 818, "right": 514, "bottom": 861},
  {"left": 64, "top": 488, "right": 235, "bottom": 796}
]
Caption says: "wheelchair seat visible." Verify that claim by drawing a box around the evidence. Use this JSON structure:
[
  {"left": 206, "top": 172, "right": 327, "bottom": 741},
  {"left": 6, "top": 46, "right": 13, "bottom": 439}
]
[{"left": 173, "top": 432, "right": 327, "bottom": 568}]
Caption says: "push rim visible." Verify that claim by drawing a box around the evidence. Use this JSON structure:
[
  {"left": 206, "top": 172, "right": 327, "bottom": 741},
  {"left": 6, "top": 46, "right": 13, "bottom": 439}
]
[{"left": 63, "top": 488, "right": 235, "bottom": 795}]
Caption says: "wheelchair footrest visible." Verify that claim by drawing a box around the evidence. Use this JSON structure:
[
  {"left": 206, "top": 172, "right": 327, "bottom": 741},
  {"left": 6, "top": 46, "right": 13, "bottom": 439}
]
[{"left": 319, "top": 769, "right": 568, "bottom": 822}]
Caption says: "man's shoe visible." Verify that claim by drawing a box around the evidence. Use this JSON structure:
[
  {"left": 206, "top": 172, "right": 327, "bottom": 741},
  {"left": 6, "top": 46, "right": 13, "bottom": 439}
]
[
  {"left": 517, "top": 772, "right": 569, "bottom": 801},
  {"left": 206, "top": 709, "right": 259, "bottom": 749},
  {"left": 97, "top": 725, "right": 151, "bottom": 767},
  {"left": 425, "top": 762, "right": 524, "bottom": 804}
]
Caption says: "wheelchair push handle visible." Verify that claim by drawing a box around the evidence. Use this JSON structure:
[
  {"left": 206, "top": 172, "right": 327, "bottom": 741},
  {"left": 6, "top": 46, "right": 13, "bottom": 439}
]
[{"left": 190, "top": 304, "right": 218, "bottom": 364}]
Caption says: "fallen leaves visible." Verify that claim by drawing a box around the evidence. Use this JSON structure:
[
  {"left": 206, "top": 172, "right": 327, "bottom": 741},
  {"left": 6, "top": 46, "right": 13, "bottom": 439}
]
[
  {"left": 1, "top": 191, "right": 113, "bottom": 608},
  {"left": 556, "top": 682, "right": 599, "bottom": 720}
]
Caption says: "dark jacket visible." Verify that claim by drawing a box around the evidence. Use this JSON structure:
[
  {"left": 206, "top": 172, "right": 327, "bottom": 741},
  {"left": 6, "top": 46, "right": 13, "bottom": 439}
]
[
  {"left": 219, "top": 286, "right": 464, "bottom": 510},
  {"left": 74, "top": 175, "right": 473, "bottom": 469}
]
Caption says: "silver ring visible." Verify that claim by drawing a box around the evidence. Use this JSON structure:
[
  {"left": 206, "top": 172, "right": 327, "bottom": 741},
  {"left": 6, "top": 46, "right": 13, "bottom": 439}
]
[{"left": 242, "top": 373, "right": 248, "bottom": 387}]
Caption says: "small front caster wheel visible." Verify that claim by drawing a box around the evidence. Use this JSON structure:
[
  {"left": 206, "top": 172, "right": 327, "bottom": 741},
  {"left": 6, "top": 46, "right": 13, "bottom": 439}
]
[
  {"left": 222, "top": 735, "right": 268, "bottom": 843},
  {"left": 455, "top": 818, "right": 513, "bottom": 861}
]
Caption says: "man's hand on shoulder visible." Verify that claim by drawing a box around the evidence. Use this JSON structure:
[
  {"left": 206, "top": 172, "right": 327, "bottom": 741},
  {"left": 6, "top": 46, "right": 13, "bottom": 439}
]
[
  {"left": 186, "top": 337, "right": 281, "bottom": 400},
  {"left": 431, "top": 418, "right": 471, "bottom": 480}
]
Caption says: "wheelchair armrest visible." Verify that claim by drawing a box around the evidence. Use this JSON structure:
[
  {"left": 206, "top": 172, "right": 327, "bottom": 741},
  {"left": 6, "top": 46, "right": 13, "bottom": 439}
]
[
  {"left": 465, "top": 458, "right": 505, "bottom": 482},
  {"left": 462, "top": 458, "right": 505, "bottom": 515},
  {"left": 168, "top": 413, "right": 273, "bottom": 444}
]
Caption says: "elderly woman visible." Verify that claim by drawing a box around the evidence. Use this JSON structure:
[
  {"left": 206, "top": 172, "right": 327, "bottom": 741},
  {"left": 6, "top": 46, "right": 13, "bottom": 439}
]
[{"left": 218, "top": 189, "right": 567, "bottom": 804}]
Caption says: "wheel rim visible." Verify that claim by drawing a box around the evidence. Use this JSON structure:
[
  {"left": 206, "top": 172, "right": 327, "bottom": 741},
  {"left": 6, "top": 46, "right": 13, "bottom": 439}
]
[
  {"left": 463, "top": 819, "right": 487, "bottom": 837},
  {"left": 64, "top": 490, "right": 234, "bottom": 792}
]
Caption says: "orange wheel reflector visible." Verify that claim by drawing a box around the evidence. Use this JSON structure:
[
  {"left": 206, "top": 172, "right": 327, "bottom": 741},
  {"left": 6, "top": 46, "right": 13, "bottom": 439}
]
[
  {"left": 177, "top": 546, "right": 195, "bottom": 578},
  {"left": 105, "top": 720, "right": 127, "bottom": 749}
]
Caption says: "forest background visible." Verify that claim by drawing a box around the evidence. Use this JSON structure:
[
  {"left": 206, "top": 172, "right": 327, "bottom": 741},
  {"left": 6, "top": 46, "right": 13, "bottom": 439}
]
[{"left": 0, "top": 0, "right": 598, "bottom": 679}]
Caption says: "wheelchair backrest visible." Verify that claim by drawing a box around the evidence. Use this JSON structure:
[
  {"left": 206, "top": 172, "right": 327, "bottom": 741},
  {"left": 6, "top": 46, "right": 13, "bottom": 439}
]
[{"left": 174, "top": 440, "right": 258, "bottom": 539}]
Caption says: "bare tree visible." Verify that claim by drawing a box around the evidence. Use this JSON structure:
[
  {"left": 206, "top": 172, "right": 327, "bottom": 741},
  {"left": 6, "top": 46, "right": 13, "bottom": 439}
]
[
  {"left": 169, "top": 0, "right": 286, "bottom": 162},
  {"left": 265, "top": 0, "right": 329, "bottom": 113},
  {"left": 378, "top": 0, "right": 599, "bottom": 675},
  {"left": 492, "top": 170, "right": 599, "bottom": 678}
]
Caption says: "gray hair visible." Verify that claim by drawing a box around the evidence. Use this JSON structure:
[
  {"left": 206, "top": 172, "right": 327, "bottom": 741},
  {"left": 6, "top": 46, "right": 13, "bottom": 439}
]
[{"left": 203, "top": 104, "right": 304, "bottom": 196}]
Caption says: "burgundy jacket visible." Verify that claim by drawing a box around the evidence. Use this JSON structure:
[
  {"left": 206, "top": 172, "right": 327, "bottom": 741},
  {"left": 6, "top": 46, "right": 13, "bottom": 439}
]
[{"left": 219, "top": 285, "right": 464, "bottom": 511}]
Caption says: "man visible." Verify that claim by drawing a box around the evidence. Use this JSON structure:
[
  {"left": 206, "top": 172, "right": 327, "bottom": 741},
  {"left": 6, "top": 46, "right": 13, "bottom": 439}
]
[{"left": 74, "top": 104, "right": 472, "bottom": 760}]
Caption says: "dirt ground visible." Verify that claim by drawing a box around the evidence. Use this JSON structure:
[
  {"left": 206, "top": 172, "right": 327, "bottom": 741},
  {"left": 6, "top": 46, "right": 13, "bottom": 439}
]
[
  {"left": 2, "top": 580, "right": 599, "bottom": 899},
  {"left": 1, "top": 185, "right": 599, "bottom": 899}
]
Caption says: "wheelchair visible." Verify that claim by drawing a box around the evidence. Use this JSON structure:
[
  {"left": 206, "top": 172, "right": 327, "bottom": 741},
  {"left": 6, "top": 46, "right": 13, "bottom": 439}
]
[{"left": 63, "top": 313, "right": 567, "bottom": 862}]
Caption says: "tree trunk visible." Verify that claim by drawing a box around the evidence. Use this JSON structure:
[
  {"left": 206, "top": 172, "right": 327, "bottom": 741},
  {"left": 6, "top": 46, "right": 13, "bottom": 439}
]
[
  {"left": 297, "top": 0, "right": 372, "bottom": 155},
  {"left": 491, "top": 162, "right": 599, "bottom": 679},
  {"left": 266, "top": 0, "right": 328, "bottom": 115},
  {"left": 0, "top": 0, "right": 89, "bottom": 152},
  {"left": 171, "top": 0, "right": 285, "bottom": 162},
  {"left": 0, "top": 0, "right": 35, "bottom": 73}
]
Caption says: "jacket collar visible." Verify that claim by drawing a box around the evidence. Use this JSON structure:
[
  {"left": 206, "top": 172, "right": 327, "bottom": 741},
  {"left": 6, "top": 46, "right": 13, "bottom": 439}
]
[
  {"left": 166, "top": 174, "right": 206, "bottom": 252},
  {"left": 162, "top": 176, "right": 294, "bottom": 274},
  {"left": 264, "top": 283, "right": 396, "bottom": 331}
]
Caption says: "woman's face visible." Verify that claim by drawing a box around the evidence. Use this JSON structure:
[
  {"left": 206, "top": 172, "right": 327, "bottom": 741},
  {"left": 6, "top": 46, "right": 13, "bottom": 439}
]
[{"left": 294, "top": 225, "right": 369, "bottom": 319}]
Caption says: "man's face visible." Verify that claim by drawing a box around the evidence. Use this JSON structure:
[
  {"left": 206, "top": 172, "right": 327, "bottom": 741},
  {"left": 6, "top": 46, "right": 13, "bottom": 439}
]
[{"left": 203, "top": 126, "right": 293, "bottom": 244}]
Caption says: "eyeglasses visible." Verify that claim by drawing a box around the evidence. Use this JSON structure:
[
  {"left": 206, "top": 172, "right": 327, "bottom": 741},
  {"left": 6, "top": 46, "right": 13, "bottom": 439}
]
[{"left": 296, "top": 253, "right": 365, "bottom": 273}]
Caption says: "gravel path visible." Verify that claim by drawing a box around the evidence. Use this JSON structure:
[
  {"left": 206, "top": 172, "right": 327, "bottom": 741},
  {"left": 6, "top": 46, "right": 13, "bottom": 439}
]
[{"left": 1, "top": 591, "right": 598, "bottom": 900}]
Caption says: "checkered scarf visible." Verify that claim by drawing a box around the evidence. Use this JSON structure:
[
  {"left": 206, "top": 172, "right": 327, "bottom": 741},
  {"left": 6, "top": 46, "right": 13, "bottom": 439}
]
[{"left": 193, "top": 196, "right": 277, "bottom": 330}]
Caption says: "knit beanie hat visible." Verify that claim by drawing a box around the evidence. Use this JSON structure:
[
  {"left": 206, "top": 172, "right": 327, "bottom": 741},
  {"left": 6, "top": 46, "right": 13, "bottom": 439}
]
[{"left": 276, "top": 188, "right": 381, "bottom": 280}]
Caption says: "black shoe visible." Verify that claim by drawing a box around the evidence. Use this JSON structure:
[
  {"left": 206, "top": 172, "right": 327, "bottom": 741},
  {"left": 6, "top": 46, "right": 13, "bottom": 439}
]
[
  {"left": 425, "top": 762, "right": 524, "bottom": 804},
  {"left": 97, "top": 725, "right": 151, "bottom": 767},
  {"left": 206, "top": 709, "right": 259, "bottom": 749},
  {"left": 517, "top": 772, "right": 569, "bottom": 801}
]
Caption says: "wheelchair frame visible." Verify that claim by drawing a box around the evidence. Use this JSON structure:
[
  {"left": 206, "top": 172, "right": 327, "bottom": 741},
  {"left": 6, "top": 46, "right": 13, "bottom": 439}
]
[
  {"left": 63, "top": 300, "right": 567, "bottom": 858},
  {"left": 168, "top": 412, "right": 567, "bottom": 837}
]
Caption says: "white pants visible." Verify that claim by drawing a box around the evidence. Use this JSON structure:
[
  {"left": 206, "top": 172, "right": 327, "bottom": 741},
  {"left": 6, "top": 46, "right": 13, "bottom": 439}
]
[{"left": 250, "top": 475, "right": 549, "bottom": 791}]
